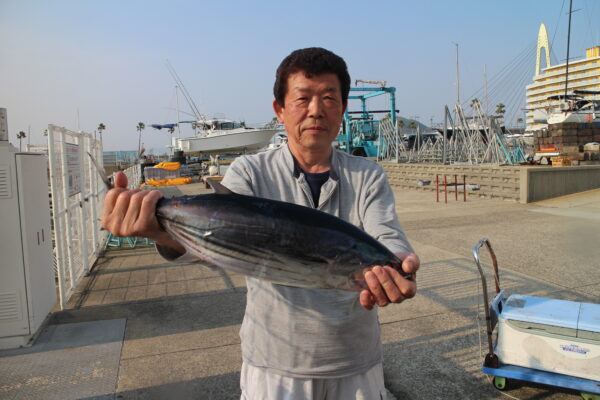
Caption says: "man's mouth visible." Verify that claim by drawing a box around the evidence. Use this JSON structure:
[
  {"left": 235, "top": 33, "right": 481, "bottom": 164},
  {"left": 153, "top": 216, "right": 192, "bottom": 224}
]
[{"left": 304, "top": 126, "right": 325, "bottom": 132}]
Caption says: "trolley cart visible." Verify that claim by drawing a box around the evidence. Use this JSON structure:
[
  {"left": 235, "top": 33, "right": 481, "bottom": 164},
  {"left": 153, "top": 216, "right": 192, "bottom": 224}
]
[{"left": 472, "top": 238, "right": 600, "bottom": 400}]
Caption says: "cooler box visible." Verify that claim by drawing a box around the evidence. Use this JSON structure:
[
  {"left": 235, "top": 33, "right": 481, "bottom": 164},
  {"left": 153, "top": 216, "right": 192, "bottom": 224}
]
[{"left": 495, "top": 294, "right": 600, "bottom": 381}]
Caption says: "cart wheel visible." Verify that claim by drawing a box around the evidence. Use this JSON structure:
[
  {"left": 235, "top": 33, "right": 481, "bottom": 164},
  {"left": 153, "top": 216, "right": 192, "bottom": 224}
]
[
  {"left": 493, "top": 376, "right": 507, "bottom": 390},
  {"left": 580, "top": 392, "right": 600, "bottom": 400}
]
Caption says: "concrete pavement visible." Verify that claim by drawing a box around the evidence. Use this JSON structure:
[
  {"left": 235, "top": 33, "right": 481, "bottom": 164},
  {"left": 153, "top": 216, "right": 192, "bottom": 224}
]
[{"left": 14, "top": 185, "right": 600, "bottom": 399}]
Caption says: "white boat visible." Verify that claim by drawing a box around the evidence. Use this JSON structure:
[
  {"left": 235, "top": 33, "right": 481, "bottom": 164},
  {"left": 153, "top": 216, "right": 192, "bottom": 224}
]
[
  {"left": 546, "top": 95, "right": 600, "bottom": 125},
  {"left": 171, "top": 118, "right": 282, "bottom": 155}
]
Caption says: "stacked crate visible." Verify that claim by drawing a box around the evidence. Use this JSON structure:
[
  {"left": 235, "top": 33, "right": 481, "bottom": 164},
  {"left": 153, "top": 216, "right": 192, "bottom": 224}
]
[{"left": 534, "top": 122, "right": 600, "bottom": 165}]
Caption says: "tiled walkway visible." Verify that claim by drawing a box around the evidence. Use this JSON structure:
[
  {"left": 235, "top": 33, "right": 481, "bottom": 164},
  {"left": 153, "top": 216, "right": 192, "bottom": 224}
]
[{"left": 69, "top": 245, "right": 246, "bottom": 309}]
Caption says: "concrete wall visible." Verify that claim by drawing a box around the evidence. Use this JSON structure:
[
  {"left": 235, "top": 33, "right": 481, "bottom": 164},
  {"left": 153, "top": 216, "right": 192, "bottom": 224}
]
[
  {"left": 520, "top": 165, "right": 600, "bottom": 203},
  {"left": 380, "top": 163, "right": 600, "bottom": 203},
  {"left": 380, "top": 163, "right": 521, "bottom": 201}
]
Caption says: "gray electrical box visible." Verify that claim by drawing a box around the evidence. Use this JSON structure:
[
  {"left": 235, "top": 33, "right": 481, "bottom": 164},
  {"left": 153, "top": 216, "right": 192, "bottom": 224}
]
[{"left": 0, "top": 120, "right": 56, "bottom": 349}]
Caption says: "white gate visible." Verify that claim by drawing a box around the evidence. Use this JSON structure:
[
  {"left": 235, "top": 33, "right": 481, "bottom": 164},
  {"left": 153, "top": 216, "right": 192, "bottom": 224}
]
[{"left": 47, "top": 125, "right": 107, "bottom": 309}]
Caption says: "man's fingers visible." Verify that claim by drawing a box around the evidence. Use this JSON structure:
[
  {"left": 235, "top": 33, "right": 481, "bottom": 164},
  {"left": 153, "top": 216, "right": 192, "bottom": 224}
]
[
  {"left": 384, "top": 266, "right": 417, "bottom": 299},
  {"left": 139, "top": 190, "right": 163, "bottom": 230},
  {"left": 121, "top": 190, "right": 146, "bottom": 234},
  {"left": 102, "top": 187, "right": 128, "bottom": 228},
  {"left": 114, "top": 171, "right": 128, "bottom": 188},
  {"left": 373, "top": 266, "right": 405, "bottom": 303},
  {"left": 109, "top": 190, "right": 138, "bottom": 235},
  {"left": 397, "top": 252, "right": 420, "bottom": 275},
  {"left": 364, "top": 267, "right": 390, "bottom": 307},
  {"left": 360, "top": 290, "right": 375, "bottom": 310}
]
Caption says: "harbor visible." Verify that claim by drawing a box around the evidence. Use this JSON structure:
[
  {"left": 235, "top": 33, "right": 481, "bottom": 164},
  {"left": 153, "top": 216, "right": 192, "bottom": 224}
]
[{"left": 2, "top": 1, "right": 600, "bottom": 399}]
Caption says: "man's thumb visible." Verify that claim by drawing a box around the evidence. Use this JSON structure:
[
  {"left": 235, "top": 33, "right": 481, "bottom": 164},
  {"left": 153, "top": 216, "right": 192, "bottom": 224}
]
[{"left": 114, "top": 171, "right": 128, "bottom": 188}]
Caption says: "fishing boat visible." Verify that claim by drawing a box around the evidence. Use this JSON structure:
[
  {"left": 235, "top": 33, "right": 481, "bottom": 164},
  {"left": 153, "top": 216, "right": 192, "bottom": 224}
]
[
  {"left": 170, "top": 118, "right": 281, "bottom": 155},
  {"left": 546, "top": 91, "right": 600, "bottom": 125},
  {"left": 157, "top": 62, "right": 283, "bottom": 155}
]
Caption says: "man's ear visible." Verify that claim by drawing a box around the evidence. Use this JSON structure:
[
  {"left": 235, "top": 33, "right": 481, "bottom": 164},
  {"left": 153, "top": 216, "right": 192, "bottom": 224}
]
[{"left": 273, "top": 99, "right": 284, "bottom": 123}]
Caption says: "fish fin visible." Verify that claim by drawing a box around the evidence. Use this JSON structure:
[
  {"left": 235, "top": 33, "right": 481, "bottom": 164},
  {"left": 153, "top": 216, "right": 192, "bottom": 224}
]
[{"left": 207, "top": 179, "right": 234, "bottom": 195}]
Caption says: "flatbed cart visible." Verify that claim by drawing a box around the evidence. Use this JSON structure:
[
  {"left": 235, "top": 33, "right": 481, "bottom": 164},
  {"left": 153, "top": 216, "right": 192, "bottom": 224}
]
[{"left": 472, "top": 238, "right": 600, "bottom": 400}]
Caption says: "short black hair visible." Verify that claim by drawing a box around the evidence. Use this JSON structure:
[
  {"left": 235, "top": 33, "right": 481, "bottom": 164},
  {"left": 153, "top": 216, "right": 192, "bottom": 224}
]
[{"left": 273, "top": 47, "right": 350, "bottom": 107}]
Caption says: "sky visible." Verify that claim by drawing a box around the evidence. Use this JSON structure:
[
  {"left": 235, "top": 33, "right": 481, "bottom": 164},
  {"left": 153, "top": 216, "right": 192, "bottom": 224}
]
[{"left": 1, "top": 0, "right": 599, "bottom": 153}]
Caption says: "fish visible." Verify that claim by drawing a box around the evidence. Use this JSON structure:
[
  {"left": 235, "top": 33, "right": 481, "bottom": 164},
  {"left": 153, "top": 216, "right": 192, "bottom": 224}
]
[{"left": 155, "top": 180, "right": 411, "bottom": 291}]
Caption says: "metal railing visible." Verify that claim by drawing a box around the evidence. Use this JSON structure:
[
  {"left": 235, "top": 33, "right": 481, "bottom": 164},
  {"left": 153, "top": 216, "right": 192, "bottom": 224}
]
[{"left": 47, "top": 125, "right": 107, "bottom": 309}]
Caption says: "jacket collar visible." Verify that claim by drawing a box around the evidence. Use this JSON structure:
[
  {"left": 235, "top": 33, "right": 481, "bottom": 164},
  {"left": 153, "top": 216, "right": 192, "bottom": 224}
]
[{"left": 282, "top": 144, "right": 340, "bottom": 180}]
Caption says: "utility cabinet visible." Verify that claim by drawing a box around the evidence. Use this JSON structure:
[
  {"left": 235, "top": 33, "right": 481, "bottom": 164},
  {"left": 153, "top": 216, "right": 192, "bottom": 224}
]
[{"left": 0, "top": 141, "right": 56, "bottom": 349}]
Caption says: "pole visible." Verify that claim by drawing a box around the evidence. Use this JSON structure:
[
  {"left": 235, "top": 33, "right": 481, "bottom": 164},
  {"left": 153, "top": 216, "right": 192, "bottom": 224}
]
[
  {"left": 455, "top": 43, "right": 460, "bottom": 105},
  {"left": 444, "top": 175, "right": 448, "bottom": 204},
  {"left": 443, "top": 106, "right": 448, "bottom": 164},
  {"left": 454, "top": 174, "right": 458, "bottom": 201},
  {"left": 436, "top": 175, "right": 439, "bottom": 202},
  {"left": 463, "top": 175, "right": 467, "bottom": 202},
  {"left": 175, "top": 85, "right": 182, "bottom": 138},
  {"left": 484, "top": 64, "right": 489, "bottom": 115},
  {"left": 137, "top": 128, "right": 141, "bottom": 158},
  {"left": 564, "top": 0, "right": 573, "bottom": 98}
]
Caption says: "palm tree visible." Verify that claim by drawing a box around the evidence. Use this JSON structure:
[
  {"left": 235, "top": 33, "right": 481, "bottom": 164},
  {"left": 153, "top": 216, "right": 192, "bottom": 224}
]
[
  {"left": 516, "top": 117, "right": 524, "bottom": 127},
  {"left": 408, "top": 120, "right": 417, "bottom": 131},
  {"left": 470, "top": 98, "right": 480, "bottom": 109},
  {"left": 495, "top": 103, "right": 506, "bottom": 115},
  {"left": 97, "top": 123, "right": 106, "bottom": 145},
  {"left": 397, "top": 119, "right": 404, "bottom": 132},
  {"left": 17, "top": 131, "right": 26, "bottom": 151},
  {"left": 136, "top": 122, "right": 145, "bottom": 157}
]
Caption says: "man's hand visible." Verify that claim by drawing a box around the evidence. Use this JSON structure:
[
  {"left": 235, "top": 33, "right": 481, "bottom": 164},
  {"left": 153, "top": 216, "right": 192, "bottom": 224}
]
[
  {"left": 360, "top": 252, "right": 419, "bottom": 310},
  {"left": 101, "top": 171, "right": 184, "bottom": 253}
]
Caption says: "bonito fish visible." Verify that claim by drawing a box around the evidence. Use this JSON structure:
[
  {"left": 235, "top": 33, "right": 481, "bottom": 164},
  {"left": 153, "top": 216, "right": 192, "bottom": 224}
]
[{"left": 155, "top": 181, "right": 410, "bottom": 291}]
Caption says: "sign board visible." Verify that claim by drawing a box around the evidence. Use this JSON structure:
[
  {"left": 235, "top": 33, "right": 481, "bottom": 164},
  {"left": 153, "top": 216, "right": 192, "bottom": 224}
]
[{"left": 65, "top": 143, "right": 81, "bottom": 196}]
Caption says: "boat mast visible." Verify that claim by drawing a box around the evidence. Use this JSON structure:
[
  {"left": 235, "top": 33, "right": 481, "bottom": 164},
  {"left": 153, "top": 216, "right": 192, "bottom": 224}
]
[
  {"left": 175, "top": 85, "right": 181, "bottom": 138},
  {"left": 455, "top": 42, "right": 460, "bottom": 104},
  {"left": 564, "top": 0, "right": 573, "bottom": 98}
]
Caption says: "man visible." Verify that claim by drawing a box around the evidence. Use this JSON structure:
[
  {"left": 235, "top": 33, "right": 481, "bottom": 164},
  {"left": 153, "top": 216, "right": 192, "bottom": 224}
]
[{"left": 102, "top": 47, "right": 419, "bottom": 400}]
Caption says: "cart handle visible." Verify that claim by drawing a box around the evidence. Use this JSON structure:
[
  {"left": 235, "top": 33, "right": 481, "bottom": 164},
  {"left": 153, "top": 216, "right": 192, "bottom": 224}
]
[
  {"left": 472, "top": 238, "right": 501, "bottom": 368},
  {"left": 472, "top": 238, "right": 501, "bottom": 294}
]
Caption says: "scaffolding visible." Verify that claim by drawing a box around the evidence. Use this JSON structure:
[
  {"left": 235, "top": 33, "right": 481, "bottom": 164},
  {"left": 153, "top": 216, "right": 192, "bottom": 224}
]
[{"left": 377, "top": 104, "right": 531, "bottom": 165}]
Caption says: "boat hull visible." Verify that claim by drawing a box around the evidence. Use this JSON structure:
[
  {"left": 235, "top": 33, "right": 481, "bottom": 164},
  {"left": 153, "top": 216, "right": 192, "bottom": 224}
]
[
  {"left": 547, "top": 110, "right": 599, "bottom": 124},
  {"left": 173, "top": 128, "right": 280, "bottom": 154}
]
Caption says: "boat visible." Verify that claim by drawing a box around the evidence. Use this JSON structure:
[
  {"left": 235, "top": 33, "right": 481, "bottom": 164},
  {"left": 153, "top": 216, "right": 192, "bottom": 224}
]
[
  {"left": 157, "top": 62, "right": 283, "bottom": 155},
  {"left": 170, "top": 118, "right": 282, "bottom": 155},
  {"left": 546, "top": 91, "right": 600, "bottom": 125},
  {"left": 541, "top": 0, "right": 600, "bottom": 127}
]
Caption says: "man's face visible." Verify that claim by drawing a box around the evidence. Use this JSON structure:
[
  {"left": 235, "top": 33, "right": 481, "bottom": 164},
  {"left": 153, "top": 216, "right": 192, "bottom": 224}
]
[{"left": 273, "top": 71, "right": 346, "bottom": 155}]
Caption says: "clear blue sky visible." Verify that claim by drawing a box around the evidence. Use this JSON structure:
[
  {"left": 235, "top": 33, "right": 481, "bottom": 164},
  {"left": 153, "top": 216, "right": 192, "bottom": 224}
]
[{"left": 1, "top": 0, "right": 599, "bottom": 152}]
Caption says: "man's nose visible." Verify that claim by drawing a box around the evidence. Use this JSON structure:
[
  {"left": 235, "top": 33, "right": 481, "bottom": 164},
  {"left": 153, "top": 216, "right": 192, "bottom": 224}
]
[{"left": 308, "top": 97, "right": 323, "bottom": 118}]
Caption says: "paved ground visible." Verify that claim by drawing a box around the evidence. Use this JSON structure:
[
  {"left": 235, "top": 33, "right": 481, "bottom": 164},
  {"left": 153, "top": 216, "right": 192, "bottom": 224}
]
[{"left": 12, "top": 184, "right": 600, "bottom": 399}]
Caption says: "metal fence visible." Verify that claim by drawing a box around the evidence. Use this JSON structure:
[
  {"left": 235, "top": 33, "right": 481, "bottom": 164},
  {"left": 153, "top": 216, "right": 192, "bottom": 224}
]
[
  {"left": 47, "top": 125, "right": 107, "bottom": 309},
  {"left": 120, "top": 162, "right": 142, "bottom": 189}
]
